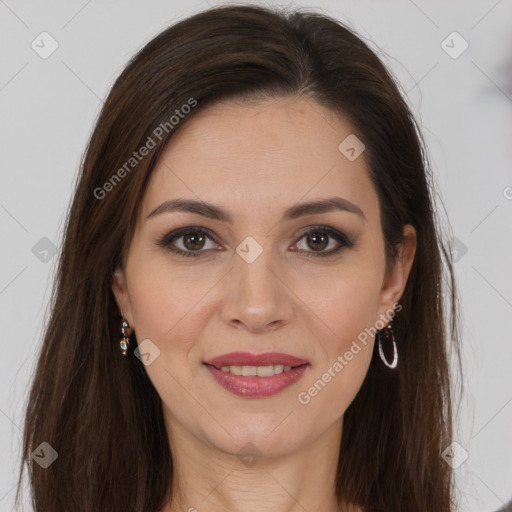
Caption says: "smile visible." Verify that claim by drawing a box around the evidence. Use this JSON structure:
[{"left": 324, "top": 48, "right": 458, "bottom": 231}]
[
  {"left": 203, "top": 362, "right": 310, "bottom": 398},
  {"left": 211, "top": 364, "right": 295, "bottom": 376}
]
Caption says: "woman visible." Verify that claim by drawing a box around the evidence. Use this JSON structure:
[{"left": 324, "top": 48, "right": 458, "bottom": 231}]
[{"left": 17, "top": 4, "right": 462, "bottom": 511}]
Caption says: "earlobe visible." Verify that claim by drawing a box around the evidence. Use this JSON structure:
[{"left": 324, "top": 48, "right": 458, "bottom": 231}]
[{"left": 111, "top": 268, "right": 134, "bottom": 326}]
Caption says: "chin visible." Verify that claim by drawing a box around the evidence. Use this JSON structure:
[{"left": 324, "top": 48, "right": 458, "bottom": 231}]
[{"left": 202, "top": 421, "right": 306, "bottom": 460}]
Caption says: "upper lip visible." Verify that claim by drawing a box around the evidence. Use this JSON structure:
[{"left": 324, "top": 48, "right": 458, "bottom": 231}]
[{"left": 204, "top": 351, "right": 309, "bottom": 368}]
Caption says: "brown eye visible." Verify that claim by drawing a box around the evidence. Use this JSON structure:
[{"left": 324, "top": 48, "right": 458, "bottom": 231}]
[
  {"left": 157, "top": 227, "right": 219, "bottom": 258},
  {"left": 294, "top": 226, "right": 354, "bottom": 257},
  {"left": 182, "top": 232, "right": 207, "bottom": 251},
  {"left": 304, "top": 232, "right": 329, "bottom": 252}
]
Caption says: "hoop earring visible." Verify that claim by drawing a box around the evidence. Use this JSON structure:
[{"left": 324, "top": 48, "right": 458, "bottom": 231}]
[
  {"left": 378, "top": 323, "right": 398, "bottom": 369},
  {"left": 120, "top": 318, "right": 130, "bottom": 356}
]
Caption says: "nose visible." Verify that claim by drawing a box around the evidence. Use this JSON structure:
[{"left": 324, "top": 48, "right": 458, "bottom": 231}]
[{"left": 219, "top": 246, "right": 294, "bottom": 334}]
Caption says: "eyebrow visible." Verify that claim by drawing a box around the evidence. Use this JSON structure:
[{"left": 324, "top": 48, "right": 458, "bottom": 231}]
[{"left": 146, "top": 196, "right": 366, "bottom": 222}]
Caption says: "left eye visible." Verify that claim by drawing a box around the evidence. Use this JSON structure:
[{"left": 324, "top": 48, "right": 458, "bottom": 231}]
[
  {"left": 157, "top": 225, "right": 354, "bottom": 258},
  {"left": 292, "top": 226, "right": 354, "bottom": 257}
]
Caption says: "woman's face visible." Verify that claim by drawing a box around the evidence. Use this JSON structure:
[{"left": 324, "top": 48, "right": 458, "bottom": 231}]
[{"left": 112, "top": 95, "right": 415, "bottom": 458}]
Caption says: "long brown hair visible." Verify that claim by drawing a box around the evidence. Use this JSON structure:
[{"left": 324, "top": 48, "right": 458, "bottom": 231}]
[{"left": 17, "top": 4, "right": 462, "bottom": 511}]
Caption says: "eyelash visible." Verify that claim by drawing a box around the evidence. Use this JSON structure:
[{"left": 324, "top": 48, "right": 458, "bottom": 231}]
[{"left": 156, "top": 225, "right": 355, "bottom": 259}]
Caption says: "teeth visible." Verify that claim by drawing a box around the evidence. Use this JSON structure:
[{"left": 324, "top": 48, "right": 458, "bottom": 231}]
[
  {"left": 242, "top": 366, "right": 257, "bottom": 376},
  {"left": 217, "top": 364, "right": 295, "bottom": 376}
]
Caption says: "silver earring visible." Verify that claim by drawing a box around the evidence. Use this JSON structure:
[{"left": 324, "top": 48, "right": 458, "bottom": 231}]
[
  {"left": 378, "top": 323, "right": 398, "bottom": 369},
  {"left": 120, "top": 318, "right": 130, "bottom": 356}
]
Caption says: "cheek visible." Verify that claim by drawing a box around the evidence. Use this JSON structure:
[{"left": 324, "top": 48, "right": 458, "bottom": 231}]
[
  {"left": 293, "top": 263, "right": 383, "bottom": 418},
  {"left": 125, "top": 257, "right": 219, "bottom": 424},
  {"left": 320, "top": 272, "right": 380, "bottom": 322},
  {"left": 292, "top": 225, "right": 386, "bottom": 336},
  {"left": 296, "top": 295, "right": 376, "bottom": 428},
  {"left": 295, "top": 257, "right": 384, "bottom": 346},
  {"left": 127, "top": 254, "right": 214, "bottom": 342}
]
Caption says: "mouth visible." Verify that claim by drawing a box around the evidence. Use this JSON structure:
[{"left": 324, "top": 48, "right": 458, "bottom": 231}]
[
  {"left": 202, "top": 352, "right": 310, "bottom": 398},
  {"left": 203, "top": 362, "right": 308, "bottom": 377}
]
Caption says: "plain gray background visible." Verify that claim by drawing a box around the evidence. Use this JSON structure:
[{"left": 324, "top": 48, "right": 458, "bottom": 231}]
[{"left": 1, "top": 0, "right": 511, "bottom": 510}]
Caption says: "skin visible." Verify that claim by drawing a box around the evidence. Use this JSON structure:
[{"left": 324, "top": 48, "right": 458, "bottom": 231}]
[{"left": 112, "top": 95, "right": 416, "bottom": 512}]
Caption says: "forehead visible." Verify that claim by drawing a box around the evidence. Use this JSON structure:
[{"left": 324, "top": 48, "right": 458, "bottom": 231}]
[
  {"left": 139, "top": 95, "right": 377, "bottom": 224},
  {"left": 161, "top": 95, "right": 349, "bottom": 163}
]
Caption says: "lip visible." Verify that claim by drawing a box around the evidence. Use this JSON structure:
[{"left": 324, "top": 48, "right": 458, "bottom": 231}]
[
  {"left": 204, "top": 351, "right": 309, "bottom": 368},
  {"left": 204, "top": 364, "right": 309, "bottom": 398}
]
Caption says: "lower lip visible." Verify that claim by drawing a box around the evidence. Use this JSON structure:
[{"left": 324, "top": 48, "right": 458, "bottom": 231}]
[{"left": 204, "top": 364, "right": 309, "bottom": 398}]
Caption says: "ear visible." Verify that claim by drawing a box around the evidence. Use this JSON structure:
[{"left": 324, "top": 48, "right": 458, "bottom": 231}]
[
  {"left": 377, "top": 224, "right": 417, "bottom": 322},
  {"left": 112, "top": 267, "right": 135, "bottom": 328}
]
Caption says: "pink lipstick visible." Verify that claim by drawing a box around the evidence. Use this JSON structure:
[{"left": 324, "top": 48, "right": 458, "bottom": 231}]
[{"left": 203, "top": 351, "right": 310, "bottom": 398}]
